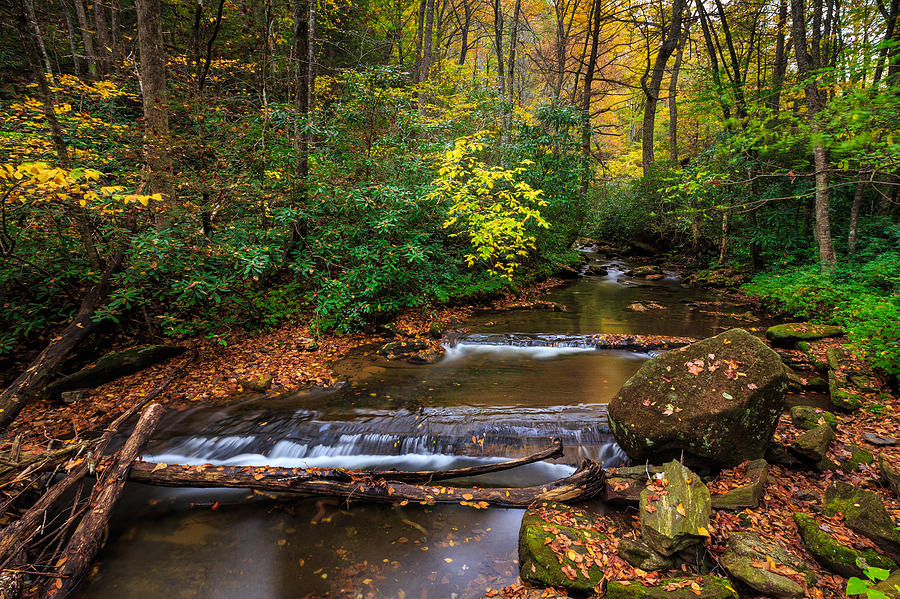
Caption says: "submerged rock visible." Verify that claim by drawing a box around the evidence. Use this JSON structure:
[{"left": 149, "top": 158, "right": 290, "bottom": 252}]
[
  {"left": 765, "top": 323, "right": 843, "bottom": 347},
  {"left": 518, "top": 501, "right": 607, "bottom": 591},
  {"left": 378, "top": 340, "right": 428, "bottom": 360},
  {"left": 790, "top": 405, "right": 837, "bottom": 430},
  {"left": 608, "top": 328, "right": 787, "bottom": 468},
  {"left": 605, "top": 576, "right": 737, "bottom": 599},
  {"left": 43, "top": 345, "right": 187, "bottom": 399},
  {"left": 640, "top": 461, "right": 710, "bottom": 556},
  {"left": 627, "top": 265, "right": 664, "bottom": 278},
  {"left": 824, "top": 482, "right": 900, "bottom": 561},
  {"left": 710, "top": 459, "right": 768, "bottom": 510},
  {"left": 407, "top": 348, "right": 444, "bottom": 364},
  {"left": 794, "top": 512, "right": 897, "bottom": 577},
  {"left": 790, "top": 423, "right": 834, "bottom": 463},
  {"left": 720, "top": 533, "right": 812, "bottom": 599},
  {"left": 626, "top": 301, "right": 667, "bottom": 312}
]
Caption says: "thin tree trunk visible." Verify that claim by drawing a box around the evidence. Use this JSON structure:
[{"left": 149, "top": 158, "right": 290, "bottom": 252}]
[
  {"left": 415, "top": 0, "right": 426, "bottom": 81},
  {"left": 62, "top": 0, "right": 82, "bottom": 76},
  {"left": 492, "top": 0, "right": 505, "bottom": 95},
  {"left": 769, "top": 0, "right": 789, "bottom": 110},
  {"left": 93, "top": 0, "right": 110, "bottom": 76},
  {"left": 73, "top": 0, "right": 97, "bottom": 78},
  {"left": 110, "top": 0, "right": 121, "bottom": 71},
  {"left": 668, "top": 16, "right": 689, "bottom": 164},
  {"left": 641, "top": 0, "right": 685, "bottom": 176},
  {"left": 420, "top": 0, "right": 435, "bottom": 83},
  {"left": 581, "top": 0, "right": 602, "bottom": 195},
  {"left": 135, "top": 0, "right": 174, "bottom": 207},
  {"left": 458, "top": 0, "right": 471, "bottom": 64},
  {"left": 198, "top": 0, "right": 227, "bottom": 92},
  {"left": 293, "top": 0, "right": 310, "bottom": 185},
  {"left": 308, "top": 0, "right": 316, "bottom": 111},
  {"left": 506, "top": 0, "right": 521, "bottom": 100},
  {"left": 24, "top": 0, "right": 54, "bottom": 80},
  {"left": 791, "top": 0, "right": 836, "bottom": 266},
  {"left": 848, "top": 175, "right": 865, "bottom": 256}
]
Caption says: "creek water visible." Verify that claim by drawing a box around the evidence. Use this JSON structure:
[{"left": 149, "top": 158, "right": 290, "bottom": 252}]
[{"left": 76, "top": 254, "right": 772, "bottom": 599}]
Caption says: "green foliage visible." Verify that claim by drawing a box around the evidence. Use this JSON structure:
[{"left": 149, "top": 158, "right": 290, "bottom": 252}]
[{"left": 847, "top": 565, "right": 892, "bottom": 599}]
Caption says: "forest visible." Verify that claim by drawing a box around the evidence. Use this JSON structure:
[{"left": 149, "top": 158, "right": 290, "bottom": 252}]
[{"left": 0, "top": 0, "right": 899, "bottom": 596}]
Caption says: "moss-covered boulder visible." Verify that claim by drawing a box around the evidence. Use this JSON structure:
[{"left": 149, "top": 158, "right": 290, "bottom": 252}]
[
  {"left": 790, "top": 405, "right": 837, "bottom": 430},
  {"left": 824, "top": 482, "right": 900, "bottom": 561},
  {"left": 838, "top": 445, "right": 874, "bottom": 473},
  {"left": 719, "top": 533, "right": 812, "bottom": 599},
  {"left": 608, "top": 329, "right": 787, "bottom": 468},
  {"left": 796, "top": 342, "right": 829, "bottom": 371},
  {"left": 790, "top": 423, "right": 834, "bottom": 463},
  {"left": 829, "top": 370, "right": 864, "bottom": 411},
  {"left": 606, "top": 576, "right": 738, "bottom": 599},
  {"left": 628, "top": 265, "right": 664, "bottom": 278},
  {"left": 711, "top": 459, "right": 768, "bottom": 510},
  {"left": 518, "top": 501, "right": 607, "bottom": 591},
  {"left": 786, "top": 370, "right": 829, "bottom": 392},
  {"left": 794, "top": 512, "right": 897, "bottom": 577},
  {"left": 617, "top": 538, "right": 673, "bottom": 571},
  {"left": 880, "top": 455, "right": 900, "bottom": 497},
  {"left": 826, "top": 346, "right": 868, "bottom": 373},
  {"left": 43, "top": 345, "right": 187, "bottom": 398},
  {"left": 640, "top": 461, "right": 711, "bottom": 556},
  {"left": 766, "top": 323, "right": 843, "bottom": 347}
]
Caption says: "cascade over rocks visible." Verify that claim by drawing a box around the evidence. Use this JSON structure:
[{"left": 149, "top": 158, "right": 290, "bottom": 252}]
[
  {"left": 639, "top": 461, "right": 710, "bottom": 556},
  {"left": 608, "top": 328, "right": 787, "bottom": 467}
]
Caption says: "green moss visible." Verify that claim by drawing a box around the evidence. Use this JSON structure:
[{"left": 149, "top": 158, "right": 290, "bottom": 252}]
[
  {"left": 793, "top": 512, "right": 897, "bottom": 577},
  {"left": 766, "top": 323, "right": 843, "bottom": 347},
  {"left": 790, "top": 405, "right": 838, "bottom": 430},
  {"left": 606, "top": 576, "right": 738, "bottom": 599}
]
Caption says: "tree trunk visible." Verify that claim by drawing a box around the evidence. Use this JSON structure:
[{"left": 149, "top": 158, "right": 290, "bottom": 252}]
[
  {"left": 135, "top": 0, "right": 174, "bottom": 205},
  {"left": 791, "top": 0, "right": 836, "bottom": 267},
  {"left": 308, "top": 0, "right": 316, "bottom": 111},
  {"left": 415, "top": 0, "right": 426, "bottom": 80},
  {"left": 458, "top": 0, "right": 471, "bottom": 64},
  {"left": 110, "top": 0, "right": 122, "bottom": 71},
  {"left": 641, "top": 0, "right": 685, "bottom": 176},
  {"left": 668, "top": 18, "right": 688, "bottom": 164},
  {"left": 129, "top": 458, "right": 606, "bottom": 508},
  {"left": 694, "top": 0, "right": 730, "bottom": 120},
  {"left": 24, "top": 0, "right": 54, "bottom": 81},
  {"left": 492, "top": 0, "right": 505, "bottom": 96},
  {"left": 848, "top": 175, "right": 865, "bottom": 256},
  {"left": 0, "top": 256, "right": 120, "bottom": 431},
  {"left": 506, "top": 0, "right": 521, "bottom": 100},
  {"left": 48, "top": 404, "right": 166, "bottom": 598},
  {"left": 581, "top": 0, "right": 602, "bottom": 195},
  {"left": 293, "top": 0, "right": 310, "bottom": 185},
  {"left": 93, "top": 0, "right": 110, "bottom": 76},
  {"left": 72, "top": 0, "right": 97, "bottom": 78},
  {"left": 62, "top": 1, "right": 82, "bottom": 76},
  {"left": 420, "top": 0, "right": 435, "bottom": 83},
  {"left": 768, "top": 0, "right": 788, "bottom": 110}
]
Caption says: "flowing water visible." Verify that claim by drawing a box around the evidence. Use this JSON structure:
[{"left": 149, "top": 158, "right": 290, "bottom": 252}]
[{"left": 77, "top": 254, "right": 772, "bottom": 599}]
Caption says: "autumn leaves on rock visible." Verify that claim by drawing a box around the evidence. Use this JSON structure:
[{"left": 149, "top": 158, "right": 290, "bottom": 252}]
[{"left": 608, "top": 328, "right": 788, "bottom": 468}]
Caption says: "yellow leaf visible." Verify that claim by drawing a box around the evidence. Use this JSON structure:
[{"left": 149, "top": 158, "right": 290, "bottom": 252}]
[
  {"left": 697, "top": 526, "right": 710, "bottom": 537},
  {"left": 151, "top": 462, "right": 168, "bottom": 472}
]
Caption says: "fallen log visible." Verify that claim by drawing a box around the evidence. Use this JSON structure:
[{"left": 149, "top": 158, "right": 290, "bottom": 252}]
[
  {"left": 128, "top": 458, "right": 606, "bottom": 508},
  {"left": 48, "top": 403, "right": 165, "bottom": 598},
  {"left": 0, "top": 440, "right": 93, "bottom": 487}
]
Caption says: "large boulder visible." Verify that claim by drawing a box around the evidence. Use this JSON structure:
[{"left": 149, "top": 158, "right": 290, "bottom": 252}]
[
  {"left": 608, "top": 329, "right": 788, "bottom": 467},
  {"left": 518, "top": 501, "right": 607, "bottom": 592},
  {"left": 605, "top": 576, "right": 737, "bottom": 599},
  {"left": 766, "top": 323, "right": 843, "bottom": 347},
  {"left": 793, "top": 512, "right": 897, "bottom": 577},
  {"left": 42, "top": 345, "right": 186, "bottom": 398},
  {"left": 640, "top": 461, "right": 711, "bottom": 556},
  {"left": 824, "top": 482, "right": 900, "bottom": 562},
  {"left": 719, "top": 533, "right": 813, "bottom": 599}
]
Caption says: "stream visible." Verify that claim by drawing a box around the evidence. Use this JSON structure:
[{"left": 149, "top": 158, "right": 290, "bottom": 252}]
[{"left": 76, "top": 253, "right": 774, "bottom": 599}]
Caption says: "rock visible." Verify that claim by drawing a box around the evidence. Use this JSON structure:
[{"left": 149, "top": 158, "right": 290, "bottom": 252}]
[
  {"left": 795, "top": 489, "right": 820, "bottom": 502},
  {"left": 790, "top": 423, "right": 834, "bottom": 463},
  {"left": 765, "top": 323, "right": 843, "bottom": 347},
  {"left": 711, "top": 459, "right": 768, "bottom": 510},
  {"left": 428, "top": 321, "right": 445, "bottom": 338},
  {"left": 645, "top": 273, "right": 666, "bottom": 281},
  {"left": 794, "top": 512, "right": 897, "bottom": 577},
  {"left": 786, "top": 371, "right": 829, "bottom": 392},
  {"left": 720, "top": 532, "right": 812, "bottom": 599},
  {"left": 829, "top": 370, "right": 863, "bottom": 411},
  {"left": 766, "top": 442, "right": 804, "bottom": 467},
  {"left": 850, "top": 374, "right": 880, "bottom": 392},
  {"left": 518, "top": 501, "right": 607, "bottom": 591},
  {"left": 628, "top": 264, "right": 664, "bottom": 278},
  {"left": 605, "top": 576, "right": 738, "bottom": 599},
  {"left": 378, "top": 340, "right": 428, "bottom": 360},
  {"left": 879, "top": 455, "right": 900, "bottom": 496},
  {"left": 238, "top": 374, "right": 273, "bottom": 392},
  {"left": 603, "top": 465, "right": 663, "bottom": 504},
  {"left": 796, "top": 342, "right": 828, "bottom": 371},
  {"left": 42, "top": 345, "right": 187, "bottom": 399},
  {"left": 790, "top": 405, "right": 837, "bottom": 430},
  {"left": 296, "top": 337, "right": 319, "bottom": 351},
  {"left": 60, "top": 390, "right": 84, "bottom": 404},
  {"left": 617, "top": 538, "right": 673, "bottom": 571},
  {"left": 824, "top": 482, "right": 900, "bottom": 561},
  {"left": 640, "top": 461, "right": 710, "bottom": 556},
  {"left": 407, "top": 348, "right": 444, "bottom": 364},
  {"left": 608, "top": 328, "right": 788, "bottom": 468},
  {"left": 584, "top": 264, "right": 608, "bottom": 276},
  {"left": 626, "top": 301, "right": 667, "bottom": 312},
  {"left": 873, "top": 570, "right": 900, "bottom": 599},
  {"left": 375, "top": 322, "right": 401, "bottom": 336},
  {"left": 826, "top": 346, "right": 867, "bottom": 374},
  {"left": 838, "top": 445, "right": 874, "bottom": 472}
]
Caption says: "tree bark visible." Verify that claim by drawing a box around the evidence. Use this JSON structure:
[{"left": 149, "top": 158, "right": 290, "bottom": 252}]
[
  {"left": 791, "top": 0, "right": 836, "bottom": 266},
  {"left": 128, "top": 458, "right": 606, "bottom": 508},
  {"left": 72, "top": 0, "right": 97, "bottom": 78},
  {"left": 48, "top": 404, "right": 166, "bottom": 598},
  {"left": 420, "top": 0, "right": 435, "bottom": 83},
  {"left": 62, "top": 1, "right": 82, "bottom": 76},
  {"left": 24, "top": 0, "right": 54, "bottom": 81},
  {"left": 641, "top": 0, "right": 685, "bottom": 175},
  {"left": 492, "top": 0, "right": 505, "bottom": 96},
  {"left": 581, "top": 0, "right": 602, "bottom": 195},
  {"left": 668, "top": 16, "right": 689, "bottom": 164},
  {"left": 293, "top": 0, "right": 309, "bottom": 185},
  {"left": 458, "top": 0, "right": 471, "bottom": 64},
  {"left": 506, "top": 0, "right": 521, "bottom": 99},
  {"left": 768, "top": 0, "right": 789, "bottom": 111},
  {"left": 93, "top": 0, "right": 110, "bottom": 76},
  {"left": 135, "top": 0, "right": 175, "bottom": 205}
]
